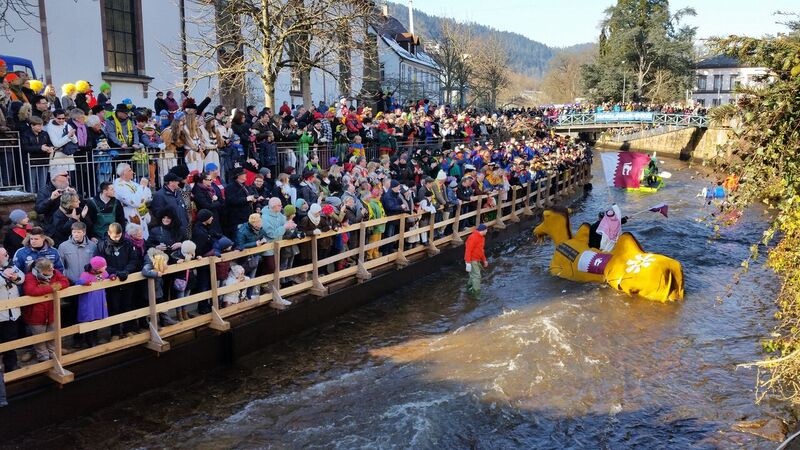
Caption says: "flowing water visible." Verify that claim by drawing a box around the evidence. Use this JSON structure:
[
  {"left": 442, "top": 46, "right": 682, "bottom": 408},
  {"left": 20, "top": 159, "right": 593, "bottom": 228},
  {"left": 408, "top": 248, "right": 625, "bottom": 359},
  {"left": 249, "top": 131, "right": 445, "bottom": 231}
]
[{"left": 13, "top": 157, "right": 790, "bottom": 449}]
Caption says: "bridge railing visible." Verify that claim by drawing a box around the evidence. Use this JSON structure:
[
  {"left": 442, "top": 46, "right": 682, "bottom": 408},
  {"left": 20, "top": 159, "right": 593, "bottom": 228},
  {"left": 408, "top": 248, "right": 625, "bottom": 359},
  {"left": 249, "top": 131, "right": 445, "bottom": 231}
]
[
  {"left": 546, "top": 112, "right": 708, "bottom": 128},
  {"left": 0, "top": 161, "right": 592, "bottom": 389}
]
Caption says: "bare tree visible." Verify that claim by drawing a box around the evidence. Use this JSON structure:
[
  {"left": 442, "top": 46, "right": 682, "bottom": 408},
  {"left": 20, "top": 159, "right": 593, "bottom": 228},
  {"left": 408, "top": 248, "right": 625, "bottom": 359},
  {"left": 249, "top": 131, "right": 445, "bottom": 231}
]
[
  {"left": 469, "top": 35, "right": 510, "bottom": 110},
  {"left": 540, "top": 48, "right": 595, "bottom": 103},
  {"left": 0, "top": 0, "right": 39, "bottom": 42},
  {"left": 172, "top": 0, "right": 377, "bottom": 109},
  {"left": 428, "top": 20, "right": 472, "bottom": 107}
]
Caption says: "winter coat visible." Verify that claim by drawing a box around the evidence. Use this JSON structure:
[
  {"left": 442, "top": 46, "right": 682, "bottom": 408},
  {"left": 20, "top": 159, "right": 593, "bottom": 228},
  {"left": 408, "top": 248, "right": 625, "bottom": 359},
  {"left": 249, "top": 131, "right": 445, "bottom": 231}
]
[
  {"left": 464, "top": 230, "right": 487, "bottom": 264},
  {"left": 224, "top": 181, "right": 254, "bottom": 232},
  {"left": 146, "top": 224, "right": 185, "bottom": 250},
  {"left": 235, "top": 223, "right": 268, "bottom": 251},
  {"left": 95, "top": 237, "right": 142, "bottom": 280},
  {"left": 0, "top": 264, "right": 25, "bottom": 321},
  {"left": 261, "top": 209, "right": 288, "bottom": 257},
  {"left": 57, "top": 237, "right": 97, "bottom": 284},
  {"left": 22, "top": 270, "right": 69, "bottom": 325},
  {"left": 13, "top": 236, "right": 64, "bottom": 274},
  {"left": 150, "top": 186, "right": 189, "bottom": 234}
]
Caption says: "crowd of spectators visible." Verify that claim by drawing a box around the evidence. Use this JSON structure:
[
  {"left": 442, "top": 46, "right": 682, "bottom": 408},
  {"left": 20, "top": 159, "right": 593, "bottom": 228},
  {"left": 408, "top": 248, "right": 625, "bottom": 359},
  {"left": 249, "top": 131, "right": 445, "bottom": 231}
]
[{"left": 0, "top": 63, "right": 590, "bottom": 391}]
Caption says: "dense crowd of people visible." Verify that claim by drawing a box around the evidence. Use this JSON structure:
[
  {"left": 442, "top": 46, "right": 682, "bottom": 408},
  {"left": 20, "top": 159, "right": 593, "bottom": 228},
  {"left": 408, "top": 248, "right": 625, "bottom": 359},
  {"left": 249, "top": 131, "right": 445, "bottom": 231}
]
[{"left": 0, "top": 63, "right": 590, "bottom": 402}]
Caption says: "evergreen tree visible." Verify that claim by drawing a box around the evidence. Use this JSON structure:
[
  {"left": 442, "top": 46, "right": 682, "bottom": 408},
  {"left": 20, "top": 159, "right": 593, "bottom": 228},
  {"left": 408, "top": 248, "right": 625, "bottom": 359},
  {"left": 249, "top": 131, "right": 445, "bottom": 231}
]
[{"left": 581, "top": 0, "right": 696, "bottom": 102}]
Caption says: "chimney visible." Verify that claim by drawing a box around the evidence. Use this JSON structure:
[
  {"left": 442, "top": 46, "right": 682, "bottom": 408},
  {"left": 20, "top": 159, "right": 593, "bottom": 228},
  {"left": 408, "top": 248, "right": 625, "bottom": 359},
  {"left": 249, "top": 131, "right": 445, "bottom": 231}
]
[
  {"left": 408, "top": 0, "right": 414, "bottom": 35},
  {"left": 381, "top": 0, "right": 388, "bottom": 17}
]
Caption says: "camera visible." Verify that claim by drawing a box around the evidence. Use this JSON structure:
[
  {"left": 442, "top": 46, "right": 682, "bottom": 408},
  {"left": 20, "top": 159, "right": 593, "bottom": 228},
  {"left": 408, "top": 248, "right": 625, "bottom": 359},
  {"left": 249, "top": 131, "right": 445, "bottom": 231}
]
[{"left": 285, "top": 229, "right": 305, "bottom": 239}]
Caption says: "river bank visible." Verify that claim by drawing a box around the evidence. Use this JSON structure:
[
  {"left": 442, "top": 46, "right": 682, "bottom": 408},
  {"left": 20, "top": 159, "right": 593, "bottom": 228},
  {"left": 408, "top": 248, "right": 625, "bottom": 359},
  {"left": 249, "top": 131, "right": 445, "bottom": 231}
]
[{"left": 7, "top": 156, "right": 792, "bottom": 449}]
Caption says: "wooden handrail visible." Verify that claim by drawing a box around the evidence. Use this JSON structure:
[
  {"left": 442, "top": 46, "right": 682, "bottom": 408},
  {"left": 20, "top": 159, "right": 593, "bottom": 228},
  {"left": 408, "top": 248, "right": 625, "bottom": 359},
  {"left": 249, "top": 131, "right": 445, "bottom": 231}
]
[{"left": 1, "top": 162, "right": 591, "bottom": 386}]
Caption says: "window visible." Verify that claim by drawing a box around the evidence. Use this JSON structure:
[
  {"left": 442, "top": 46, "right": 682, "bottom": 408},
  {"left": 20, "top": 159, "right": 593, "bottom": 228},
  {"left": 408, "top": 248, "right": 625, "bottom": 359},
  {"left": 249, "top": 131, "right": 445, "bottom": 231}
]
[
  {"left": 712, "top": 98, "right": 721, "bottom": 107},
  {"left": 713, "top": 74, "right": 723, "bottom": 91},
  {"left": 729, "top": 98, "right": 737, "bottom": 105},
  {"left": 696, "top": 75, "right": 707, "bottom": 91},
  {"left": 697, "top": 99, "right": 705, "bottom": 107},
  {"left": 291, "top": 71, "right": 301, "bottom": 93},
  {"left": 103, "top": 0, "right": 139, "bottom": 74},
  {"left": 729, "top": 74, "right": 739, "bottom": 90}
]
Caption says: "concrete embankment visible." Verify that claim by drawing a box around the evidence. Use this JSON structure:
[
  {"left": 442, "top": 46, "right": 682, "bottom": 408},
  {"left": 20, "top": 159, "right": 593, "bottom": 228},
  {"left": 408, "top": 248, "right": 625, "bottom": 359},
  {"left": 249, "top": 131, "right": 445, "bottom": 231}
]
[{"left": 598, "top": 127, "right": 733, "bottom": 160}]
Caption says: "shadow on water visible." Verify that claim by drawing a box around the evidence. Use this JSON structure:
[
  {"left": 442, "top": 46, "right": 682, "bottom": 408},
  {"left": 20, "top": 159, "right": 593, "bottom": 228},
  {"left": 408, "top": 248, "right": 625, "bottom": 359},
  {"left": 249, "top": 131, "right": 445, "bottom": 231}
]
[{"left": 8, "top": 157, "right": 791, "bottom": 449}]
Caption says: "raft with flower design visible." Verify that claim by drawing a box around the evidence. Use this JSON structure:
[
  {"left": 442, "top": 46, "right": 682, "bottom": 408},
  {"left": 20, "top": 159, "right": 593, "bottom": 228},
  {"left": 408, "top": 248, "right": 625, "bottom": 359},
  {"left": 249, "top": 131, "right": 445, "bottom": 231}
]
[{"left": 533, "top": 208, "right": 684, "bottom": 302}]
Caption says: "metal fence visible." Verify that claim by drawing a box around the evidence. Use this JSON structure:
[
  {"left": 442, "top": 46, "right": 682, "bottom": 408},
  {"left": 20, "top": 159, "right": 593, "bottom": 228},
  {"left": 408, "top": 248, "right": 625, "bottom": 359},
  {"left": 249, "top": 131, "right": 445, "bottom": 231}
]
[
  {"left": 546, "top": 113, "right": 709, "bottom": 129},
  {"left": 0, "top": 132, "right": 25, "bottom": 191},
  {"left": 2, "top": 131, "right": 489, "bottom": 196}
]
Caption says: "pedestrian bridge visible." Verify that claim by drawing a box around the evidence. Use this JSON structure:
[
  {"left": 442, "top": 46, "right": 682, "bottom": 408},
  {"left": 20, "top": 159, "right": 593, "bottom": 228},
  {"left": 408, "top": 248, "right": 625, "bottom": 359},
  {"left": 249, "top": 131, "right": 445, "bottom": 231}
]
[{"left": 545, "top": 112, "right": 709, "bottom": 131}]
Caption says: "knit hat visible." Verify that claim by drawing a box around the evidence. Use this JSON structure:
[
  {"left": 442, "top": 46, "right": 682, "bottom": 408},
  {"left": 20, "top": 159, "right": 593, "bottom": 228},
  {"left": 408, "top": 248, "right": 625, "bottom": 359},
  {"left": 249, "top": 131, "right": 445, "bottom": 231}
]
[
  {"left": 268, "top": 197, "right": 282, "bottom": 208},
  {"left": 169, "top": 165, "right": 190, "bottom": 179},
  {"left": 248, "top": 213, "right": 261, "bottom": 226},
  {"left": 90, "top": 256, "right": 107, "bottom": 271},
  {"left": 163, "top": 172, "right": 182, "bottom": 183},
  {"left": 203, "top": 112, "right": 215, "bottom": 123},
  {"left": 308, "top": 203, "right": 322, "bottom": 216},
  {"left": 9, "top": 209, "right": 27, "bottom": 225},
  {"left": 173, "top": 110, "right": 186, "bottom": 121},
  {"left": 196, "top": 209, "right": 213, "bottom": 223},
  {"left": 204, "top": 162, "right": 219, "bottom": 172},
  {"left": 321, "top": 204, "right": 335, "bottom": 216},
  {"left": 476, "top": 224, "right": 488, "bottom": 232},
  {"left": 283, "top": 204, "right": 296, "bottom": 216},
  {"left": 114, "top": 103, "right": 129, "bottom": 113},
  {"left": 436, "top": 170, "right": 447, "bottom": 181},
  {"left": 390, "top": 180, "right": 400, "bottom": 189}
]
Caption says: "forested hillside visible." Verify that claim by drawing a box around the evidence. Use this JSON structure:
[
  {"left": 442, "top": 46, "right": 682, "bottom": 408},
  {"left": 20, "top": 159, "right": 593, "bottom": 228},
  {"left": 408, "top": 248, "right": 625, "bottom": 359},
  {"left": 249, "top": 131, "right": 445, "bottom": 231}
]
[{"left": 386, "top": 2, "right": 560, "bottom": 77}]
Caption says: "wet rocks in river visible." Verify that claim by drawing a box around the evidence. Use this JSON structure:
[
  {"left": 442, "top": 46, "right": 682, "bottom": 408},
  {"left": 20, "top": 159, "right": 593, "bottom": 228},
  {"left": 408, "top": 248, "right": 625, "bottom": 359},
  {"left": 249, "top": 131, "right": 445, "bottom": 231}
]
[{"left": 731, "top": 418, "right": 788, "bottom": 442}]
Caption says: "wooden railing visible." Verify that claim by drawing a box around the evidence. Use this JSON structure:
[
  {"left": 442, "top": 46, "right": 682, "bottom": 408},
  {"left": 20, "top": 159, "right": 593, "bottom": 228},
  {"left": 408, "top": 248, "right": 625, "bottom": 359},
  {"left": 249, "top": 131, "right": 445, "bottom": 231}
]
[{"left": 0, "top": 161, "right": 591, "bottom": 386}]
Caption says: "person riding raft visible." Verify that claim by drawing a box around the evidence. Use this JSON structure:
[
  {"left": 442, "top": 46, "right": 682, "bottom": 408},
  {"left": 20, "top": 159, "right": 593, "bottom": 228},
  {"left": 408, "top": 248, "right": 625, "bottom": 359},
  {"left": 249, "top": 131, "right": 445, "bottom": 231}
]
[
  {"left": 592, "top": 204, "right": 626, "bottom": 252},
  {"left": 643, "top": 153, "right": 660, "bottom": 187}
]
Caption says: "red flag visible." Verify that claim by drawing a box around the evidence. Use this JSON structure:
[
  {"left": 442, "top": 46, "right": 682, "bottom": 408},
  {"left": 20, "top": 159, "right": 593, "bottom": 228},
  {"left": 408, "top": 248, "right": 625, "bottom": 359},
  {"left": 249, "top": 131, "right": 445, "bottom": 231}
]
[{"left": 648, "top": 204, "right": 669, "bottom": 218}]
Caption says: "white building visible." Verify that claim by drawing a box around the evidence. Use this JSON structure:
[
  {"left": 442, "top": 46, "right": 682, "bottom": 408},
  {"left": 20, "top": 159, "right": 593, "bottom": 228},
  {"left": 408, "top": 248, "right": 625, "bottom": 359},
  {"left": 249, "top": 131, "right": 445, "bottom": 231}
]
[
  {"left": 2, "top": 0, "right": 216, "bottom": 110},
  {"left": 691, "top": 55, "right": 769, "bottom": 107},
  {"left": 2, "top": 0, "right": 439, "bottom": 111},
  {"left": 372, "top": 7, "right": 441, "bottom": 105}
]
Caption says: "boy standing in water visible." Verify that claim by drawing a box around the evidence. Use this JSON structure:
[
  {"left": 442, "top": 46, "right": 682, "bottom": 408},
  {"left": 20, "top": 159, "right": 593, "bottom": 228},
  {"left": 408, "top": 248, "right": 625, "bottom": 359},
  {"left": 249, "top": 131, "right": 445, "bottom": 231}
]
[{"left": 464, "top": 224, "right": 489, "bottom": 294}]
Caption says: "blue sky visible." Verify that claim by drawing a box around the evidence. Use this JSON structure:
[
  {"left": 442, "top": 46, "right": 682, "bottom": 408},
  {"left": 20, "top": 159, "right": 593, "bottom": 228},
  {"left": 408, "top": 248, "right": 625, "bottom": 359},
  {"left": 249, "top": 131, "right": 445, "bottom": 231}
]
[{"left": 408, "top": 0, "right": 798, "bottom": 47}]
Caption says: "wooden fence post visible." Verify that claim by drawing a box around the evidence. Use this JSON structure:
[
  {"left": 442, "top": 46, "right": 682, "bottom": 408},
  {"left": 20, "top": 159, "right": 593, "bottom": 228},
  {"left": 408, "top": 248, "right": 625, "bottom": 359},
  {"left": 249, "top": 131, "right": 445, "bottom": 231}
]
[
  {"left": 475, "top": 196, "right": 483, "bottom": 229},
  {"left": 522, "top": 182, "right": 533, "bottom": 216},
  {"left": 450, "top": 203, "right": 463, "bottom": 246},
  {"left": 426, "top": 213, "right": 440, "bottom": 256},
  {"left": 208, "top": 256, "right": 230, "bottom": 330},
  {"left": 146, "top": 278, "right": 170, "bottom": 352},
  {"left": 493, "top": 192, "right": 506, "bottom": 229},
  {"left": 270, "top": 241, "right": 290, "bottom": 308},
  {"left": 396, "top": 214, "right": 409, "bottom": 268},
  {"left": 356, "top": 221, "right": 371, "bottom": 281},
  {"left": 48, "top": 290, "right": 74, "bottom": 384},
  {"left": 508, "top": 186, "right": 520, "bottom": 223},
  {"left": 310, "top": 235, "right": 327, "bottom": 297}
]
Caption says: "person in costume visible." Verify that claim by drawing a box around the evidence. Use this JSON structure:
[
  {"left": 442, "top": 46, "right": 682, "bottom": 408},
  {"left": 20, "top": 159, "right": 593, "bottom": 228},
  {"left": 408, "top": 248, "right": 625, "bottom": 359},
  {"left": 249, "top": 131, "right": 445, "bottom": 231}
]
[{"left": 597, "top": 204, "right": 623, "bottom": 252}]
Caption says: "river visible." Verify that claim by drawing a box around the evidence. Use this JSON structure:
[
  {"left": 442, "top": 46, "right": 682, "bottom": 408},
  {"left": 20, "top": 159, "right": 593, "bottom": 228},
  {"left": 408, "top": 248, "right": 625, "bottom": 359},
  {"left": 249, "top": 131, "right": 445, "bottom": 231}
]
[{"left": 12, "top": 156, "right": 790, "bottom": 449}]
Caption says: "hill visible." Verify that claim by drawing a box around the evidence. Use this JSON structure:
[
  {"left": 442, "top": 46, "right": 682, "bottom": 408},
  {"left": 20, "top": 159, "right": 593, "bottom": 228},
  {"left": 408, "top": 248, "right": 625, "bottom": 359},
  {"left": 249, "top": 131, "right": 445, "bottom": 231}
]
[{"left": 386, "top": 2, "right": 567, "bottom": 78}]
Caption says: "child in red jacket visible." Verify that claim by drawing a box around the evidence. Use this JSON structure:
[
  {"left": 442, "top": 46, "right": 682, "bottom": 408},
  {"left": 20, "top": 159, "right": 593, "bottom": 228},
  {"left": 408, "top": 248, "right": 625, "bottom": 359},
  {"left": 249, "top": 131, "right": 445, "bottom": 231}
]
[{"left": 23, "top": 258, "right": 70, "bottom": 362}]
